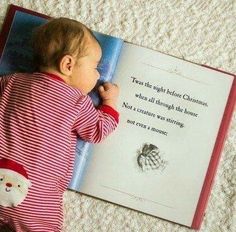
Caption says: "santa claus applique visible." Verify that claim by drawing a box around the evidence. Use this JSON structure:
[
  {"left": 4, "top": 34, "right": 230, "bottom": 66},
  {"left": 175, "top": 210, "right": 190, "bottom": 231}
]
[{"left": 0, "top": 158, "right": 31, "bottom": 207}]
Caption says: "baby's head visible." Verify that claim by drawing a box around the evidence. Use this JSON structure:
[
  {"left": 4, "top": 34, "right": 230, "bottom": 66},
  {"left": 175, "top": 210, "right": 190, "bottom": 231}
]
[{"left": 32, "top": 18, "right": 102, "bottom": 93}]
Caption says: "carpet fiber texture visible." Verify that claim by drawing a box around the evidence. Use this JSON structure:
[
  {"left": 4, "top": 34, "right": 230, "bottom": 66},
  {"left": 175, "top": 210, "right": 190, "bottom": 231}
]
[{"left": 0, "top": 0, "right": 235, "bottom": 231}]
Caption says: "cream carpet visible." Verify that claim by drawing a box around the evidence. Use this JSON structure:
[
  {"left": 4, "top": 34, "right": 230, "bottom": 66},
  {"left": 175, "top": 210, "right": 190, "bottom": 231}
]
[{"left": 0, "top": 0, "right": 235, "bottom": 231}]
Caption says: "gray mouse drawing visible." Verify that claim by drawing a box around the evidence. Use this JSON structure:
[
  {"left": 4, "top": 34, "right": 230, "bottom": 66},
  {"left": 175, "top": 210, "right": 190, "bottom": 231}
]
[{"left": 137, "top": 143, "right": 167, "bottom": 172}]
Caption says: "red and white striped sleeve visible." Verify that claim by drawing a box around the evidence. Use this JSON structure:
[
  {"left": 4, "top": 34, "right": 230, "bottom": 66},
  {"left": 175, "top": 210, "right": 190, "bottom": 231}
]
[{"left": 72, "top": 95, "right": 119, "bottom": 143}]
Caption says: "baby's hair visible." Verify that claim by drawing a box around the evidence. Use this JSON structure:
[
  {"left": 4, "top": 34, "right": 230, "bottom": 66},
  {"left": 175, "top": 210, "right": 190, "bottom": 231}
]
[{"left": 32, "top": 17, "right": 97, "bottom": 70}]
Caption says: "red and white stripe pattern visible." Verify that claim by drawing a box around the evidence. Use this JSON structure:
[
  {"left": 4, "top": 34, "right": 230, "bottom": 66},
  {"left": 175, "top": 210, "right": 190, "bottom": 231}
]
[{"left": 0, "top": 72, "right": 119, "bottom": 231}]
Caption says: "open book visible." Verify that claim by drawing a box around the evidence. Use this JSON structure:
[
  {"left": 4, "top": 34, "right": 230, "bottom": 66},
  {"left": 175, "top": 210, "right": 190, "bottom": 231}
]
[{"left": 0, "top": 4, "right": 235, "bottom": 230}]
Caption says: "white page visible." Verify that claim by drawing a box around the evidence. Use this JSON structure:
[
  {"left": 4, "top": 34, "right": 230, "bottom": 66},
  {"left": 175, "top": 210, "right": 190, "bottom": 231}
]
[{"left": 79, "top": 43, "right": 233, "bottom": 226}]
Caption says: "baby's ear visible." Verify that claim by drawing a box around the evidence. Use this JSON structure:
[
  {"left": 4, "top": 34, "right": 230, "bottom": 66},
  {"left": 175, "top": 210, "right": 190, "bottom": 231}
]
[{"left": 59, "top": 55, "right": 76, "bottom": 76}]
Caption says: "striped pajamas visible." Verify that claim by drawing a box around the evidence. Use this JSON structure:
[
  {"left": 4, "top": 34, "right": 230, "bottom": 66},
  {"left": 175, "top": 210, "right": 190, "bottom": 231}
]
[{"left": 0, "top": 72, "right": 118, "bottom": 231}]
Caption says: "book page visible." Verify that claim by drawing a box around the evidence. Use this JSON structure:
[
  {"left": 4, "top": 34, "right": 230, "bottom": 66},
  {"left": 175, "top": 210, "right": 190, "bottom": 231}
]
[
  {"left": 0, "top": 11, "right": 47, "bottom": 75},
  {"left": 88, "top": 32, "right": 123, "bottom": 105},
  {"left": 70, "top": 29, "right": 124, "bottom": 189},
  {"left": 69, "top": 34, "right": 123, "bottom": 190},
  {"left": 79, "top": 43, "right": 234, "bottom": 226}
]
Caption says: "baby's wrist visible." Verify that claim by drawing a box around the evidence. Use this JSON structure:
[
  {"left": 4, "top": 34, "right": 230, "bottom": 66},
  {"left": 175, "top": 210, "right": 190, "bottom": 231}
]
[{"left": 102, "top": 99, "right": 117, "bottom": 109}]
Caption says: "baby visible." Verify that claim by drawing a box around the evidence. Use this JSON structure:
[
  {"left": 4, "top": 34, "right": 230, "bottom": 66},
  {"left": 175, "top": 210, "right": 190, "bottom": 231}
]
[{"left": 0, "top": 18, "right": 119, "bottom": 231}]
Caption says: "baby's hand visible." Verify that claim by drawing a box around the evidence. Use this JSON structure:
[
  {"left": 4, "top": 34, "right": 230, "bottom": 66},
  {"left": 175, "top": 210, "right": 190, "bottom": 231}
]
[{"left": 98, "top": 82, "right": 119, "bottom": 109}]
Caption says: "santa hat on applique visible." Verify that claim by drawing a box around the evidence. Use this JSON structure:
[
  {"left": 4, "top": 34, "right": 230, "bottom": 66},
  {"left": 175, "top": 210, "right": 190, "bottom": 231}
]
[{"left": 0, "top": 158, "right": 29, "bottom": 179}]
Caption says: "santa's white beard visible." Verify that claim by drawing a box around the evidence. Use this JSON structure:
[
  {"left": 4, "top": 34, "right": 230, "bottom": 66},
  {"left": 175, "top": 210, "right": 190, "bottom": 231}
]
[{"left": 0, "top": 185, "right": 27, "bottom": 207}]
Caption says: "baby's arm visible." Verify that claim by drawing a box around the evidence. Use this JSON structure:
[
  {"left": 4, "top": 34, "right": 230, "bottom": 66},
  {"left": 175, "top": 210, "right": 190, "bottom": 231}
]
[{"left": 73, "top": 83, "right": 119, "bottom": 143}]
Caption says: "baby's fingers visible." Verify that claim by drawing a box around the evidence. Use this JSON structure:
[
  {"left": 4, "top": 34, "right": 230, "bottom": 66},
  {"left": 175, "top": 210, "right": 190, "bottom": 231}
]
[{"left": 102, "top": 82, "right": 113, "bottom": 91}]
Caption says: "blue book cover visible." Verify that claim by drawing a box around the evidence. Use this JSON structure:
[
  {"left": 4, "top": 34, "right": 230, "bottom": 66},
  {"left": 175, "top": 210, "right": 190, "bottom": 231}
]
[{"left": 0, "top": 5, "right": 123, "bottom": 191}]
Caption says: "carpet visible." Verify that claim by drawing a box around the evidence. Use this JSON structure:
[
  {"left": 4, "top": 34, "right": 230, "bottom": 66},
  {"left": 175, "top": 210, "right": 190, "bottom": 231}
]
[{"left": 0, "top": 0, "right": 235, "bottom": 231}]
